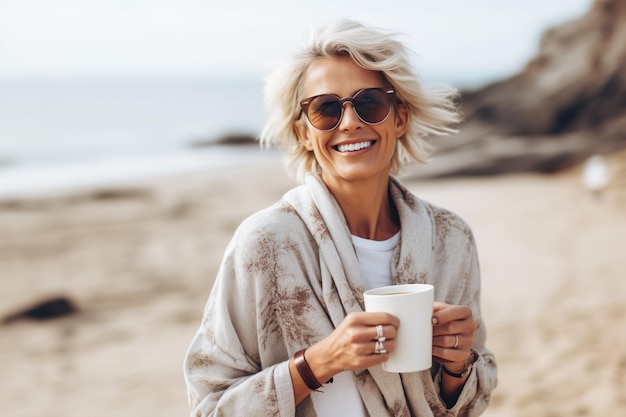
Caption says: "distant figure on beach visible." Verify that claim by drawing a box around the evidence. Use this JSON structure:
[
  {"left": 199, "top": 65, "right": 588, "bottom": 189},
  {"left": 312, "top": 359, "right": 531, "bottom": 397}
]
[
  {"left": 582, "top": 155, "right": 610, "bottom": 199},
  {"left": 184, "top": 20, "right": 497, "bottom": 416}
]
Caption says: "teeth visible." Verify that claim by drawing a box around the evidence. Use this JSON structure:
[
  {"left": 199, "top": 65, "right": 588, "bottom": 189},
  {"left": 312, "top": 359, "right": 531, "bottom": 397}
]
[{"left": 336, "top": 141, "right": 374, "bottom": 153}]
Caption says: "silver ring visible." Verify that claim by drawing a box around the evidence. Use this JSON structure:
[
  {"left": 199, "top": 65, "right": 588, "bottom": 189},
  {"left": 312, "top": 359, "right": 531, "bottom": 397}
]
[
  {"left": 375, "top": 340, "right": 387, "bottom": 354},
  {"left": 453, "top": 334, "right": 459, "bottom": 349},
  {"left": 376, "top": 324, "right": 384, "bottom": 340}
]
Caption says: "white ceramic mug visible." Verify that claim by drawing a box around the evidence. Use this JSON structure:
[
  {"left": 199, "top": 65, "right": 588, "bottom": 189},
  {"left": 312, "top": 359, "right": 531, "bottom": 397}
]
[{"left": 364, "top": 283, "right": 434, "bottom": 373}]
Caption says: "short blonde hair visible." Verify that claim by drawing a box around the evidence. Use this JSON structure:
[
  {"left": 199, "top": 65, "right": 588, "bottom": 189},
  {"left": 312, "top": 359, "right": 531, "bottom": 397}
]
[{"left": 259, "top": 19, "right": 461, "bottom": 182}]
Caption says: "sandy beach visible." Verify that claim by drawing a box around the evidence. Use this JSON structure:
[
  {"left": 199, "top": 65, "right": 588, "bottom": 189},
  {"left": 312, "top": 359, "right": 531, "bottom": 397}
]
[{"left": 0, "top": 149, "right": 624, "bottom": 417}]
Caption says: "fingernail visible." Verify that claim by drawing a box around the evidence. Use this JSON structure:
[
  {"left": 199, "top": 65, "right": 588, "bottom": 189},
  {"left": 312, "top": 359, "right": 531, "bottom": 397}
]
[{"left": 432, "top": 317, "right": 438, "bottom": 325}]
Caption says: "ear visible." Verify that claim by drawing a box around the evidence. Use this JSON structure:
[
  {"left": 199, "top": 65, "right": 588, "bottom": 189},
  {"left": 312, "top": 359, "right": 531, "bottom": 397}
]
[
  {"left": 295, "top": 121, "right": 313, "bottom": 151},
  {"left": 394, "top": 103, "right": 409, "bottom": 138}
]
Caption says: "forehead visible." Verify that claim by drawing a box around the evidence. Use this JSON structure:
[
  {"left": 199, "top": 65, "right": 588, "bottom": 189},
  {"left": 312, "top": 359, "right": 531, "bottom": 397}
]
[{"left": 302, "top": 57, "right": 385, "bottom": 98}]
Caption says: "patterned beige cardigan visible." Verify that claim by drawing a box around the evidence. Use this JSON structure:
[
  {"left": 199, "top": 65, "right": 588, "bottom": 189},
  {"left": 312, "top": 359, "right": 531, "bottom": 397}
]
[{"left": 184, "top": 173, "right": 497, "bottom": 417}]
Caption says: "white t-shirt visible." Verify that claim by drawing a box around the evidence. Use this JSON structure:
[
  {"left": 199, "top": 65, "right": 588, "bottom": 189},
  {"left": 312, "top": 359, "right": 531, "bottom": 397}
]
[
  {"left": 310, "top": 232, "right": 399, "bottom": 416},
  {"left": 352, "top": 232, "right": 398, "bottom": 290}
]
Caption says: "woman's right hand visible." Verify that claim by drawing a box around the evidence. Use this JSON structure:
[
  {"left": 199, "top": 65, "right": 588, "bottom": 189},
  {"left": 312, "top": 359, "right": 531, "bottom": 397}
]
[{"left": 302, "top": 312, "right": 400, "bottom": 385}]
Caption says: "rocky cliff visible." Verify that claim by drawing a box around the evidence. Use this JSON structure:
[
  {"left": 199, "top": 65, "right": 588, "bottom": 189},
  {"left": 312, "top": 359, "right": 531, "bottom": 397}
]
[{"left": 415, "top": 0, "right": 626, "bottom": 177}]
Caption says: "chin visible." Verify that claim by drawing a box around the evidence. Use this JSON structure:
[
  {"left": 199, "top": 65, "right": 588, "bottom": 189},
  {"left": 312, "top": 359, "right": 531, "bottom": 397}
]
[{"left": 332, "top": 169, "right": 387, "bottom": 183}]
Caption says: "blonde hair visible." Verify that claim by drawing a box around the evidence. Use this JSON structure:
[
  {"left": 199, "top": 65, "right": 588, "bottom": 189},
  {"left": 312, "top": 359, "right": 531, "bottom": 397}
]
[{"left": 259, "top": 19, "right": 461, "bottom": 182}]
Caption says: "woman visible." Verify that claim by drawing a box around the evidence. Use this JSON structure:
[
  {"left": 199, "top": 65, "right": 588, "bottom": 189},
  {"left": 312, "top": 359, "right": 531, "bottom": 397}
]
[{"left": 184, "top": 20, "right": 497, "bottom": 416}]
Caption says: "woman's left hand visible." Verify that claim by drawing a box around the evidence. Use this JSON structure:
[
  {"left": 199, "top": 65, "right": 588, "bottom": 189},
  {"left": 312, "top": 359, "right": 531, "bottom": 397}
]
[{"left": 431, "top": 302, "right": 476, "bottom": 367}]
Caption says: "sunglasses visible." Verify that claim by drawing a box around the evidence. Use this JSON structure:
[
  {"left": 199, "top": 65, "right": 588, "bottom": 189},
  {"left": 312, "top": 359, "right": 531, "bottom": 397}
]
[{"left": 300, "top": 88, "right": 396, "bottom": 131}]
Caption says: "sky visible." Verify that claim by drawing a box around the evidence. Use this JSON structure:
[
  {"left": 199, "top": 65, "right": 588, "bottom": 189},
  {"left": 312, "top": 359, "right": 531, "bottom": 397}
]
[{"left": 0, "top": 0, "right": 595, "bottom": 87}]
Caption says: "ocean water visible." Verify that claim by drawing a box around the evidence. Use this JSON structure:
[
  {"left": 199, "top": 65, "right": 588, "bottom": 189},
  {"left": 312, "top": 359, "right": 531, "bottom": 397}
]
[{"left": 0, "top": 77, "right": 271, "bottom": 198}]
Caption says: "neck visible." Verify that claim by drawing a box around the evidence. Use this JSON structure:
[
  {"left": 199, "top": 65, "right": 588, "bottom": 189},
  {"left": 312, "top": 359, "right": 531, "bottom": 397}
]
[{"left": 322, "top": 174, "right": 399, "bottom": 241}]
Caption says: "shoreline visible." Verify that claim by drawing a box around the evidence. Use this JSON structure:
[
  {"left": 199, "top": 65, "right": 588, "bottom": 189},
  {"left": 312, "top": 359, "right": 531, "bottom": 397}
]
[{"left": 0, "top": 146, "right": 279, "bottom": 201}]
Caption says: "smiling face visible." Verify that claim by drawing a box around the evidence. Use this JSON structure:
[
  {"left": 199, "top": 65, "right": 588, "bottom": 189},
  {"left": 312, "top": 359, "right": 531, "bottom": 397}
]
[{"left": 295, "top": 57, "right": 408, "bottom": 189}]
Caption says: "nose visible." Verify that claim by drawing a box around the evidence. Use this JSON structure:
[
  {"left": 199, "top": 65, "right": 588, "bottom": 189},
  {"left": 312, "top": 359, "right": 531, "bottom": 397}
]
[{"left": 338, "top": 102, "right": 363, "bottom": 130}]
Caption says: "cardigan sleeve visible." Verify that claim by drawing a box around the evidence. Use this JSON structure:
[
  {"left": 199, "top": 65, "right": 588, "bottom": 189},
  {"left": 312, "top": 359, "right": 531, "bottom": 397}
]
[
  {"left": 431, "top": 212, "right": 498, "bottom": 416},
  {"left": 183, "top": 212, "right": 299, "bottom": 417}
]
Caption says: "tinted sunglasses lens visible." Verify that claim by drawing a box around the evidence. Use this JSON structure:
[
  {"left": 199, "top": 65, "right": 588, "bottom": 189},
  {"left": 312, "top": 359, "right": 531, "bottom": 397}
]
[
  {"left": 353, "top": 89, "right": 391, "bottom": 124},
  {"left": 307, "top": 95, "right": 342, "bottom": 130}
]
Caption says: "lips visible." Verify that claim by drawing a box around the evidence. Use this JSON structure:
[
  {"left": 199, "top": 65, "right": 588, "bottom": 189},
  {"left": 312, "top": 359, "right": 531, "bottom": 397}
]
[{"left": 334, "top": 140, "right": 375, "bottom": 153}]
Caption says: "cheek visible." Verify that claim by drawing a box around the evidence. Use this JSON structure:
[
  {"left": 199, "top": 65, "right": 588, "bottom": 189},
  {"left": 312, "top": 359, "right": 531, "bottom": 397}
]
[
  {"left": 381, "top": 125, "right": 399, "bottom": 145},
  {"left": 309, "top": 132, "right": 333, "bottom": 152}
]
